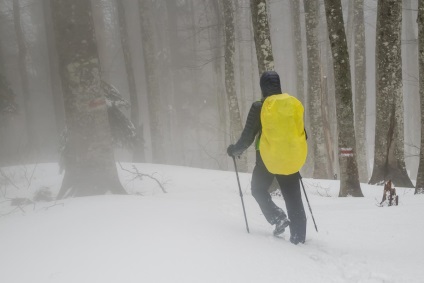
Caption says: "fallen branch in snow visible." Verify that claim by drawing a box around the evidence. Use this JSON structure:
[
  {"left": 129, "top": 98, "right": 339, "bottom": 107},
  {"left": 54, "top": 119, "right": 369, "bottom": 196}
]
[
  {"left": 0, "top": 198, "right": 31, "bottom": 217},
  {"left": 0, "top": 206, "right": 20, "bottom": 217},
  {"left": 118, "top": 163, "right": 167, "bottom": 194},
  {"left": 0, "top": 169, "right": 21, "bottom": 190},
  {"left": 24, "top": 163, "right": 38, "bottom": 190},
  {"left": 304, "top": 181, "right": 332, "bottom": 197},
  {"left": 36, "top": 202, "right": 64, "bottom": 212}
]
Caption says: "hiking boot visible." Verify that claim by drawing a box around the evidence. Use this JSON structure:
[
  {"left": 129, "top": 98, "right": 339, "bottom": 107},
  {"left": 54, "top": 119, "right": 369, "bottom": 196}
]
[
  {"left": 290, "top": 235, "right": 305, "bottom": 245},
  {"left": 273, "top": 217, "right": 290, "bottom": 236}
]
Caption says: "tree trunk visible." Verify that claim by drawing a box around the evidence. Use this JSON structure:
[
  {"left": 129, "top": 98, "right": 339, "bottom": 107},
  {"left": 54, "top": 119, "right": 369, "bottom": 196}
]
[
  {"left": 236, "top": 0, "right": 248, "bottom": 119},
  {"left": 403, "top": 0, "right": 420, "bottom": 180},
  {"left": 222, "top": 0, "right": 247, "bottom": 172},
  {"left": 304, "top": 0, "right": 331, "bottom": 179},
  {"left": 325, "top": 17, "right": 339, "bottom": 178},
  {"left": 116, "top": 0, "right": 144, "bottom": 162},
  {"left": 250, "top": 0, "right": 274, "bottom": 77},
  {"left": 369, "top": 0, "right": 413, "bottom": 188},
  {"left": 51, "top": 0, "right": 126, "bottom": 198},
  {"left": 42, "top": 0, "right": 65, "bottom": 134},
  {"left": 416, "top": 1, "right": 424, "bottom": 194},
  {"left": 0, "top": 45, "right": 16, "bottom": 165},
  {"left": 138, "top": 0, "right": 166, "bottom": 164},
  {"left": 189, "top": 0, "right": 204, "bottom": 168},
  {"left": 164, "top": 1, "right": 185, "bottom": 165},
  {"left": 345, "top": 0, "right": 354, "bottom": 56},
  {"left": 323, "top": 0, "right": 363, "bottom": 197},
  {"left": 289, "top": 0, "right": 305, "bottom": 103},
  {"left": 13, "top": 0, "right": 35, "bottom": 154},
  {"left": 321, "top": 76, "right": 335, "bottom": 177},
  {"left": 353, "top": 0, "right": 368, "bottom": 183},
  {"left": 210, "top": 0, "right": 228, "bottom": 170}
]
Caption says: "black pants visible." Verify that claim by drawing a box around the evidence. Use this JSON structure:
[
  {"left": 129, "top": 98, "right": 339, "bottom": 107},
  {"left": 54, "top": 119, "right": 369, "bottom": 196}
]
[{"left": 251, "top": 151, "right": 307, "bottom": 242}]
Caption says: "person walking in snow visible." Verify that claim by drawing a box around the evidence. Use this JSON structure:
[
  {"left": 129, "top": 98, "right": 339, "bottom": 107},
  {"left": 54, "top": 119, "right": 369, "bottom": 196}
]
[{"left": 227, "top": 71, "right": 307, "bottom": 245}]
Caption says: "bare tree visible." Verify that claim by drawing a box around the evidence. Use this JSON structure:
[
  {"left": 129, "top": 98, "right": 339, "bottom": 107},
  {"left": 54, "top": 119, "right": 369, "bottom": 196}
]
[
  {"left": 0, "top": 48, "right": 16, "bottom": 165},
  {"left": 345, "top": 0, "right": 354, "bottom": 55},
  {"left": 0, "top": 38, "right": 15, "bottom": 119},
  {"left": 222, "top": 0, "right": 247, "bottom": 172},
  {"left": 42, "top": 0, "right": 65, "bottom": 134},
  {"left": 403, "top": 0, "right": 420, "bottom": 179},
  {"left": 369, "top": 0, "right": 413, "bottom": 188},
  {"left": 116, "top": 0, "right": 144, "bottom": 161},
  {"left": 51, "top": 0, "right": 126, "bottom": 198},
  {"left": 323, "top": 0, "right": 363, "bottom": 197},
  {"left": 250, "top": 0, "right": 274, "bottom": 77},
  {"left": 164, "top": 0, "right": 186, "bottom": 165},
  {"left": 353, "top": 0, "right": 368, "bottom": 182},
  {"left": 138, "top": 0, "right": 166, "bottom": 164},
  {"left": 416, "top": 1, "right": 424, "bottom": 194},
  {"left": 235, "top": 0, "right": 247, "bottom": 117},
  {"left": 13, "top": 0, "right": 34, "bottom": 152},
  {"left": 210, "top": 0, "right": 228, "bottom": 169},
  {"left": 304, "top": 0, "right": 332, "bottom": 179},
  {"left": 289, "top": 0, "right": 305, "bottom": 103}
]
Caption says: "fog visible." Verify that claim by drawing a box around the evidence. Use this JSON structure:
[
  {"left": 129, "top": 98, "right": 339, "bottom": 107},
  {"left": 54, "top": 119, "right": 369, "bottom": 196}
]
[{"left": 0, "top": 0, "right": 420, "bottom": 180}]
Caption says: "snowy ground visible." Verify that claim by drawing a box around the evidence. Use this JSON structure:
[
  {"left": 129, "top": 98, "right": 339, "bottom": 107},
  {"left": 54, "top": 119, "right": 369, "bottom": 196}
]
[{"left": 0, "top": 163, "right": 423, "bottom": 283}]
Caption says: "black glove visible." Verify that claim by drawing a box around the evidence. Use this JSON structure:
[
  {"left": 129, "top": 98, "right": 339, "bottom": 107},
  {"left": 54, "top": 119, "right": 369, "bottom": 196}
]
[{"left": 227, "top": 144, "right": 236, "bottom": 157}]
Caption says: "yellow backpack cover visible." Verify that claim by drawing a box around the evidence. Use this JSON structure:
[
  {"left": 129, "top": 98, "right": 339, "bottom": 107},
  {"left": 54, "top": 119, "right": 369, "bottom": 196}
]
[{"left": 259, "top": 93, "right": 307, "bottom": 175}]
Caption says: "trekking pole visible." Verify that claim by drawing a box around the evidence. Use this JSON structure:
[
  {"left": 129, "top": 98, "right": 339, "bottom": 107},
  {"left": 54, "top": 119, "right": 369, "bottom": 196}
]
[
  {"left": 232, "top": 156, "right": 250, "bottom": 233},
  {"left": 299, "top": 177, "right": 318, "bottom": 232}
]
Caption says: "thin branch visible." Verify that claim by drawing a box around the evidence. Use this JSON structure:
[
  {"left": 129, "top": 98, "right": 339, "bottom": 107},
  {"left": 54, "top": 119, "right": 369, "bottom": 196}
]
[
  {"left": 25, "top": 163, "right": 38, "bottom": 190},
  {"left": 118, "top": 163, "right": 167, "bottom": 193},
  {"left": 0, "top": 169, "right": 21, "bottom": 190},
  {"left": 0, "top": 206, "right": 19, "bottom": 217},
  {"left": 37, "top": 202, "right": 65, "bottom": 212}
]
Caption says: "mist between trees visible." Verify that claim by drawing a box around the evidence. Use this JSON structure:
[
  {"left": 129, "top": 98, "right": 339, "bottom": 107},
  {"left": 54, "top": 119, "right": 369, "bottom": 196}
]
[{"left": 0, "top": 0, "right": 423, "bottom": 197}]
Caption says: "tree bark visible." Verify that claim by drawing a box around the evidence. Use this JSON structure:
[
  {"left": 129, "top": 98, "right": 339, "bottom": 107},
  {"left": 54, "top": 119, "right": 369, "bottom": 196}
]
[
  {"left": 289, "top": 0, "right": 305, "bottom": 103},
  {"left": 416, "top": 1, "right": 424, "bottom": 194},
  {"left": 323, "top": 0, "right": 363, "bottom": 197},
  {"left": 189, "top": 0, "right": 204, "bottom": 167},
  {"left": 403, "top": 0, "right": 420, "bottom": 180},
  {"left": 222, "top": 0, "right": 247, "bottom": 172},
  {"left": 209, "top": 0, "right": 228, "bottom": 170},
  {"left": 250, "top": 0, "right": 274, "bottom": 77},
  {"left": 138, "top": 0, "right": 166, "bottom": 164},
  {"left": 304, "top": 0, "right": 331, "bottom": 179},
  {"left": 42, "top": 0, "right": 65, "bottom": 134},
  {"left": 345, "top": 0, "right": 354, "bottom": 56},
  {"left": 116, "top": 0, "right": 144, "bottom": 162},
  {"left": 369, "top": 0, "right": 413, "bottom": 188},
  {"left": 51, "top": 0, "right": 126, "bottom": 198},
  {"left": 235, "top": 0, "right": 246, "bottom": 118},
  {"left": 13, "top": 0, "right": 35, "bottom": 153},
  {"left": 321, "top": 76, "right": 335, "bottom": 177},
  {"left": 0, "top": 44, "right": 16, "bottom": 165},
  {"left": 353, "top": 0, "right": 368, "bottom": 183},
  {"left": 164, "top": 0, "right": 185, "bottom": 165}
]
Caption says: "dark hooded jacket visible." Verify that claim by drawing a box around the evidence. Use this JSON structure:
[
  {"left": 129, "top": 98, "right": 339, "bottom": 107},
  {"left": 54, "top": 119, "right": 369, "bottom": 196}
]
[{"left": 230, "top": 71, "right": 282, "bottom": 157}]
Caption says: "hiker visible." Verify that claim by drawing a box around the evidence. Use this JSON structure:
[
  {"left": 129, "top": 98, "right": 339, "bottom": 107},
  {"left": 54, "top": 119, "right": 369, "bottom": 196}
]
[{"left": 227, "top": 71, "right": 307, "bottom": 245}]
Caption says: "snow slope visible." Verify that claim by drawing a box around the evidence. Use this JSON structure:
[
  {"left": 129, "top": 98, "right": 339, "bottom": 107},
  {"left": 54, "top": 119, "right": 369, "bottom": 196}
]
[{"left": 0, "top": 163, "right": 423, "bottom": 283}]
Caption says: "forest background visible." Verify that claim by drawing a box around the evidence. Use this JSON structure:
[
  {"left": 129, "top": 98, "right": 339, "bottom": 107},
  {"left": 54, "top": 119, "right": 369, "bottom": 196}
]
[{"left": 0, "top": 0, "right": 423, "bottom": 197}]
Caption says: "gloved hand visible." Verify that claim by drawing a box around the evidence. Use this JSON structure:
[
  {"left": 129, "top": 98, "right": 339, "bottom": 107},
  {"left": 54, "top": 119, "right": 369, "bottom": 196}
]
[{"left": 227, "top": 144, "right": 236, "bottom": 157}]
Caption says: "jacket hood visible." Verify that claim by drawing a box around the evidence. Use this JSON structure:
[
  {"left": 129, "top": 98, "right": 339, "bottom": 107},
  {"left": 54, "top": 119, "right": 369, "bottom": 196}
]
[{"left": 260, "top": 71, "right": 282, "bottom": 98}]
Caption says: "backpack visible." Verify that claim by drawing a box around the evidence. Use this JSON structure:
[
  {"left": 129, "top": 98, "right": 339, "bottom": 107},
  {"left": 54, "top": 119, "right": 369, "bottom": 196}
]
[{"left": 259, "top": 93, "right": 307, "bottom": 175}]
